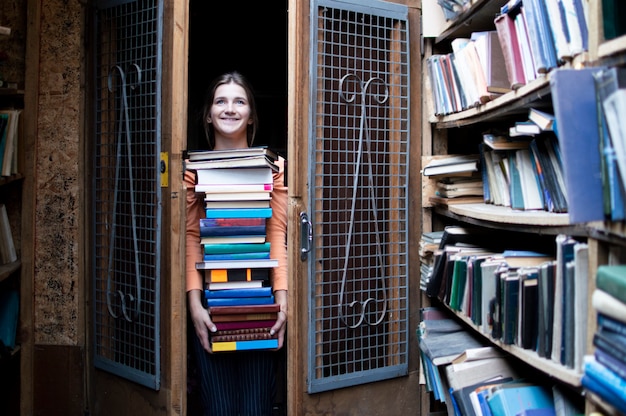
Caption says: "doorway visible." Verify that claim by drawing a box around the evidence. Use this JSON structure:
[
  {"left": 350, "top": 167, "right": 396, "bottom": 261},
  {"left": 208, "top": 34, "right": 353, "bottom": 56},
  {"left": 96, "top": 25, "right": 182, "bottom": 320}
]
[{"left": 186, "top": 2, "right": 289, "bottom": 414}]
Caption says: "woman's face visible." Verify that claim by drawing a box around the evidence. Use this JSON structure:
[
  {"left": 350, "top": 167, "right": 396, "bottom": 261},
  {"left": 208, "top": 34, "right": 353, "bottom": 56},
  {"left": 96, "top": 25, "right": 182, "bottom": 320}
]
[{"left": 208, "top": 82, "right": 253, "bottom": 142}]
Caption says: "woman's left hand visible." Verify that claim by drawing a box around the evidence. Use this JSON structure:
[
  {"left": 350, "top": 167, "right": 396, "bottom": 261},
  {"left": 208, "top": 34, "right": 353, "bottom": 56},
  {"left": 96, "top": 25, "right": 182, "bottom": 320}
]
[{"left": 271, "top": 289, "right": 288, "bottom": 349}]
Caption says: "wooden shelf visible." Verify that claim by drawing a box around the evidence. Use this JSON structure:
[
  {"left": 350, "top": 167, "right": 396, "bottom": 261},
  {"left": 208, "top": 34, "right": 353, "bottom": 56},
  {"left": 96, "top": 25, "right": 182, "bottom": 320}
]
[
  {"left": 429, "top": 76, "right": 552, "bottom": 128},
  {"left": 450, "top": 307, "right": 582, "bottom": 388},
  {"left": 0, "top": 259, "right": 21, "bottom": 283},
  {"left": 435, "top": 0, "right": 509, "bottom": 44},
  {"left": 598, "top": 34, "right": 626, "bottom": 61}
]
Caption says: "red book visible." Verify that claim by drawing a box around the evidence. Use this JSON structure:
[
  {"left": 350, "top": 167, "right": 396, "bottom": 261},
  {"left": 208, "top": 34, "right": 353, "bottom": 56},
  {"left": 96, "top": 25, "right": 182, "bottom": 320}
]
[
  {"left": 214, "top": 320, "right": 276, "bottom": 331},
  {"left": 209, "top": 303, "right": 280, "bottom": 316},
  {"left": 494, "top": 12, "right": 526, "bottom": 89}
]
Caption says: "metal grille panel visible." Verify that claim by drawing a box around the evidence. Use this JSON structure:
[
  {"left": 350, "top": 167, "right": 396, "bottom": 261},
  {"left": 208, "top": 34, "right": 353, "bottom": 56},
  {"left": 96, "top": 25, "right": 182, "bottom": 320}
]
[
  {"left": 307, "top": 0, "right": 410, "bottom": 393},
  {"left": 92, "top": 0, "right": 163, "bottom": 390}
]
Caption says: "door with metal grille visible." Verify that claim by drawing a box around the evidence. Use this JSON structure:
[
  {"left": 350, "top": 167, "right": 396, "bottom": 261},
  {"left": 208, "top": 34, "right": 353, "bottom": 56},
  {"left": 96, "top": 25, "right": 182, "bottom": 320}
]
[
  {"left": 92, "top": 0, "right": 163, "bottom": 390},
  {"left": 306, "top": 0, "right": 410, "bottom": 393}
]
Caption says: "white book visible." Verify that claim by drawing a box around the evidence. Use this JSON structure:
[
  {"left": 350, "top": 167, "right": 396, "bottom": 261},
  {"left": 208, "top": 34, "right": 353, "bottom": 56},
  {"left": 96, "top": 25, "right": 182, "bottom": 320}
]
[{"left": 195, "top": 167, "right": 274, "bottom": 185}]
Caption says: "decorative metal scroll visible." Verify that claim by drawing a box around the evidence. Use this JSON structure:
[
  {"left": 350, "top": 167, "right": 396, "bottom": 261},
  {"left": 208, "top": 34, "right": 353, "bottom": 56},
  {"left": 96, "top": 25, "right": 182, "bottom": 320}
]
[
  {"left": 337, "top": 73, "right": 389, "bottom": 329},
  {"left": 105, "top": 64, "right": 143, "bottom": 322}
]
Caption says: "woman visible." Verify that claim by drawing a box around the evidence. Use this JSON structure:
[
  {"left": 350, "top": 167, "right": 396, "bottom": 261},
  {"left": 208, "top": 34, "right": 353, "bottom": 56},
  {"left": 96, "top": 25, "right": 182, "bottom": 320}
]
[{"left": 185, "top": 71, "right": 288, "bottom": 415}]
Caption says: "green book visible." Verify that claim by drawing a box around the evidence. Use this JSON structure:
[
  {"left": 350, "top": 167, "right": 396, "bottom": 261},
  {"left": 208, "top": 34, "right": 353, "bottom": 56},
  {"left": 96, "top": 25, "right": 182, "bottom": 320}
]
[
  {"left": 204, "top": 242, "right": 271, "bottom": 255},
  {"left": 449, "top": 257, "right": 468, "bottom": 311},
  {"left": 596, "top": 265, "right": 626, "bottom": 305}
]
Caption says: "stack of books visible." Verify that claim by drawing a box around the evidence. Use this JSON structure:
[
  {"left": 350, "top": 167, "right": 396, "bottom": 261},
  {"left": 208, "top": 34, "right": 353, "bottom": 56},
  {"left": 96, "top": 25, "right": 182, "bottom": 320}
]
[
  {"left": 583, "top": 265, "right": 626, "bottom": 413},
  {"left": 186, "top": 147, "right": 281, "bottom": 352}
]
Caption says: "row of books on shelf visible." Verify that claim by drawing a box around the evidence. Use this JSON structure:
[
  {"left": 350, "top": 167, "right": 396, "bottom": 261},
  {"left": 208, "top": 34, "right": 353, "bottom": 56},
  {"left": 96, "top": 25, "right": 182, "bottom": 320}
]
[
  {"left": 187, "top": 146, "right": 280, "bottom": 352},
  {"left": 0, "top": 109, "right": 21, "bottom": 177},
  {"left": 581, "top": 265, "right": 626, "bottom": 414},
  {"left": 425, "top": 66, "right": 626, "bottom": 223},
  {"left": 418, "top": 306, "right": 584, "bottom": 416},
  {"left": 429, "top": 0, "right": 589, "bottom": 115},
  {"left": 420, "top": 226, "right": 590, "bottom": 374}
]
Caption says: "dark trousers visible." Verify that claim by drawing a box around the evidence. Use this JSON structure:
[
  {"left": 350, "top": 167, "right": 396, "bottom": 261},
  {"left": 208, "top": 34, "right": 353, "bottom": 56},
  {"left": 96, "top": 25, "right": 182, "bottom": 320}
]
[{"left": 191, "top": 333, "right": 276, "bottom": 416}]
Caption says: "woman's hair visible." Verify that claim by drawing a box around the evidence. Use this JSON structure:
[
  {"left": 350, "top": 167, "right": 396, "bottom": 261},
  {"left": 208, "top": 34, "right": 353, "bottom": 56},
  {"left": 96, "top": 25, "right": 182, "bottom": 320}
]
[{"left": 202, "top": 71, "right": 259, "bottom": 149}]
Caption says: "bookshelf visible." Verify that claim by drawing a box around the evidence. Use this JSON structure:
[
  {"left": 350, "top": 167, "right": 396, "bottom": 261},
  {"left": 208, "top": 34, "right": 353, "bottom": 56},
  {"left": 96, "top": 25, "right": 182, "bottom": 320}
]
[
  {"left": 0, "top": 66, "right": 24, "bottom": 415},
  {"left": 421, "top": 0, "right": 626, "bottom": 414}
]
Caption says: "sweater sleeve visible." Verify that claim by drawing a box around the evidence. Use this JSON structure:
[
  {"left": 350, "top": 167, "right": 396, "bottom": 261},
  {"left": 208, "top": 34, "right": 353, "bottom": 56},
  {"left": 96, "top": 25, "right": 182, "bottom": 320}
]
[
  {"left": 267, "top": 158, "right": 288, "bottom": 292},
  {"left": 185, "top": 169, "right": 205, "bottom": 292}
]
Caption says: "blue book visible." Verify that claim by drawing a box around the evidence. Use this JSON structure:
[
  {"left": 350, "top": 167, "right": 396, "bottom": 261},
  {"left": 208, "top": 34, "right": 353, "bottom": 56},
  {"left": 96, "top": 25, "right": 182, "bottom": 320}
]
[
  {"left": 598, "top": 313, "right": 626, "bottom": 336},
  {"left": 205, "top": 286, "right": 272, "bottom": 299},
  {"left": 582, "top": 358, "right": 626, "bottom": 413},
  {"left": 204, "top": 242, "right": 270, "bottom": 255},
  {"left": 205, "top": 207, "right": 273, "bottom": 219},
  {"left": 486, "top": 385, "right": 554, "bottom": 416},
  {"left": 550, "top": 68, "right": 607, "bottom": 223},
  {"left": 205, "top": 295, "right": 275, "bottom": 307},
  {"left": 0, "top": 289, "right": 19, "bottom": 349},
  {"left": 595, "top": 347, "right": 626, "bottom": 381},
  {"left": 199, "top": 224, "right": 266, "bottom": 237},
  {"left": 203, "top": 252, "right": 270, "bottom": 261}
]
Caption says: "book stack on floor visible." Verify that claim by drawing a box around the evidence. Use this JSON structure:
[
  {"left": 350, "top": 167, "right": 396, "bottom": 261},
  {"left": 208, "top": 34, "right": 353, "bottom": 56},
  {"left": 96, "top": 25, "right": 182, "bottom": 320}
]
[
  {"left": 582, "top": 265, "right": 626, "bottom": 413},
  {"left": 187, "top": 147, "right": 281, "bottom": 352}
]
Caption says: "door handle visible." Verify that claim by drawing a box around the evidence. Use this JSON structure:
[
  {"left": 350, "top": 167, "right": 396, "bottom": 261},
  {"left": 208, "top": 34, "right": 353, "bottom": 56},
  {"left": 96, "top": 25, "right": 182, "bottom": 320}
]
[{"left": 300, "top": 211, "right": 312, "bottom": 261}]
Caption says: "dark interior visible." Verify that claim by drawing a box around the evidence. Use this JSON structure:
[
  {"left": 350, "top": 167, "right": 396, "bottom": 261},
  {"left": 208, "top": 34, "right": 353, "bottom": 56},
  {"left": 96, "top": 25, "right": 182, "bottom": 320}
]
[{"left": 187, "top": 1, "right": 289, "bottom": 157}]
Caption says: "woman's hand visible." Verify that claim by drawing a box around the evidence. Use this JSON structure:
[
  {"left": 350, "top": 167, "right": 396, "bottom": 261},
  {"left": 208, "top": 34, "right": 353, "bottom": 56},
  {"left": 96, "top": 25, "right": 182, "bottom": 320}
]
[
  {"left": 271, "top": 289, "right": 288, "bottom": 349},
  {"left": 188, "top": 289, "right": 216, "bottom": 353}
]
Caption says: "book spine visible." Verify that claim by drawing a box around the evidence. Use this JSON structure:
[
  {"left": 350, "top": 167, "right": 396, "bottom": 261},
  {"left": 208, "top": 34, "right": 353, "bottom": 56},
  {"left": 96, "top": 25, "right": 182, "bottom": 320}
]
[
  {"left": 211, "top": 338, "right": 279, "bottom": 352},
  {"left": 205, "top": 286, "right": 273, "bottom": 299},
  {"left": 211, "top": 331, "right": 276, "bottom": 343},
  {"left": 205, "top": 295, "right": 275, "bottom": 308},
  {"left": 204, "top": 242, "right": 271, "bottom": 255},
  {"left": 203, "top": 252, "right": 270, "bottom": 261},
  {"left": 214, "top": 319, "right": 277, "bottom": 331},
  {"left": 207, "top": 268, "right": 270, "bottom": 283},
  {"left": 209, "top": 303, "right": 280, "bottom": 315},
  {"left": 200, "top": 225, "right": 267, "bottom": 237},
  {"left": 210, "top": 312, "right": 279, "bottom": 322},
  {"left": 205, "top": 208, "right": 273, "bottom": 219}
]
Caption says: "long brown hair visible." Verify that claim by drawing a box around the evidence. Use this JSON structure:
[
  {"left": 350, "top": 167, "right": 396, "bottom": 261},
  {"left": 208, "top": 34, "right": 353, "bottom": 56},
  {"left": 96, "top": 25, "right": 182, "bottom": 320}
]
[{"left": 202, "top": 71, "right": 259, "bottom": 149}]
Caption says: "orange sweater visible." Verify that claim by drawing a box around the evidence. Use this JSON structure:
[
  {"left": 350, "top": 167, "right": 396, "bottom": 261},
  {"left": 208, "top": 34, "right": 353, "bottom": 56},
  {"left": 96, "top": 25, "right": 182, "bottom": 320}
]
[{"left": 184, "top": 158, "right": 288, "bottom": 293}]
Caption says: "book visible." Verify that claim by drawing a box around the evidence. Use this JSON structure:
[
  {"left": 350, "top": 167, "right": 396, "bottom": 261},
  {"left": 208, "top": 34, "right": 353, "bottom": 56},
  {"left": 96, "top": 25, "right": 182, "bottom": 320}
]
[
  {"left": 597, "top": 313, "right": 626, "bottom": 336},
  {"left": 203, "top": 252, "right": 270, "bottom": 261},
  {"left": 186, "top": 154, "right": 279, "bottom": 172},
  {"left": 544, "top": 0, "right": 571, "bottom": 61},
  {"left": 516, "top": 149, "right": 544, "bottom": 210},
  {"left": 494, "top": 12, "right": 526, "bottom": 89},
  {"left": 581, "top": 371, "right": 626, "bottom": 415},
  {"left": 522, "top": 0, "right": 558, "bottom": 74},
  {"left": 422, "top": 154, "right": 480, "bottom": 176},
  {"left": 201, "top": 235, "right": 267, "bottom": 245},
  {"left": 196, "top": 183, "right": 273, "bottom": 193},
  {"left": 486, "top": 384, "right": 555, "bottom": 416},
  {"left": 596, "top": 264, "right": 626, "bottom": 305},
  {"left": 207, "top": 280, "right": 267, "bottom": 291},
  {"left": 200, "top": 225, "right": 266, "bottom": 237},
  {"left": 483, "top": 132, "right": 531, "bottom": 150},
  {"left": 211, "top": 338, "right": 279, "bottom": 352},
  {"left": 593, "top": 328, "right": 626, "bottom": 364},
  {"left": 205, "top": 286, "right": 273, "bottom": 298},
  {"left": 203, "top": 191, "right": 272, "bottom": 202},
  {"left": 511, "top": 121, "right": 541, "bottom": 136},
  {"left": 0, "top": 203, "right": 17, "bottom": 264},
  {"left": 572, "top": 243, "right": 588, "bottom": 372},
  {"left": 537, "top": 261, "right": 556, "bottom": 359},
  {"left": 595, "top": 347, "right": 626, "bottom": 381},
  {"left": 194, "top": 166, "right": 274, "bottom": 186},
  {"left": 429, "top": 195, "right": 485, "bottom": 205},
  {"left": 205, "top": 199, "right": 271, "bottom": 209},
  {"left": 528, "top": 108, "right": 555, "bottom": 131},
  {"left": 205, "top": 296, "right": 275, "bottom": 307},
  {"left": 593, "top": 68, "right": 626, "bottom": 221},
  {"left": 208, "top": 303, "right": 280, "bottom": 316},
  {"left": 0, "top": 110, "right": 20, "bottom": 177},
  {"left": 591, "top": 289, "right": 626, "bottom": 324},
  {"left": 0, "top": 289, "right": 19, "bottom": 349},
  {"left": 187, "top": 146, "right": 277, "bottom": 162},
  {"left": 473, "top": 31, "right": 510, "bottom": 94},
  {"left": 210, "top": 329, "right": 276, "bottom": 343},
  {"left": 582, "top": 356, "right": 626, "bottom": 412},
  {"left": 519, "top": 268, "right": 539, "bottom": 350},
  {"left": 213, "top": 319, "right": 276, "bottom": 331},
  {"left": 205, "top": 207, "right": 272, "bottom": 219},
  {"left": 446, "top": 356, "right": 518, "bottom": 392},
  {"left": 550, "top": 67, "right": 606, "bottom": 223},
  {"left": 552, "top": 235, "right": 576, "bottom": 365},
  {"left": 451, "top": 346, "right": 506, "bottom": 364},
  {"left": 204, "top": 242, "right": 271, "bottom": 255},
  {"left": 197, "top": 258, "right": 278, "bottom": 270},
  {"left": 205, "top": 268, "right": 270, "bottom": 283}
]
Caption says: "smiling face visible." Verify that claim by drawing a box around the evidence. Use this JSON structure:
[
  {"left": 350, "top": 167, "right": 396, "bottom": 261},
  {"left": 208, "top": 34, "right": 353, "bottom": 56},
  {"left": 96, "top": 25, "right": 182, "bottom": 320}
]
[{"left": 208, "top": 82, "right": 253, "bottom": 150}]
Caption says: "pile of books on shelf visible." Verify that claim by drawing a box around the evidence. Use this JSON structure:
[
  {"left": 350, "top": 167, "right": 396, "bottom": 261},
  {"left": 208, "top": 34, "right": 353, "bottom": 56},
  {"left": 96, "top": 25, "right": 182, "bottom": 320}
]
[
  {"left": 422, "top": 226, "right": 591, "bottom": 372},
  {"left": 186, "top": 147, "right": 281, "bottom": 352},
  {"left": 582, "top": 265, "right": 626, "bottom": 414},
  {"left": 418, "top": 306, "right": 584, "bottom": 415},
  {"left": 422, "top": 154, "right": 484, "bottom": 206},
  {"left": 0, "top": 109, "right": 22, "bottom": 177}
]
